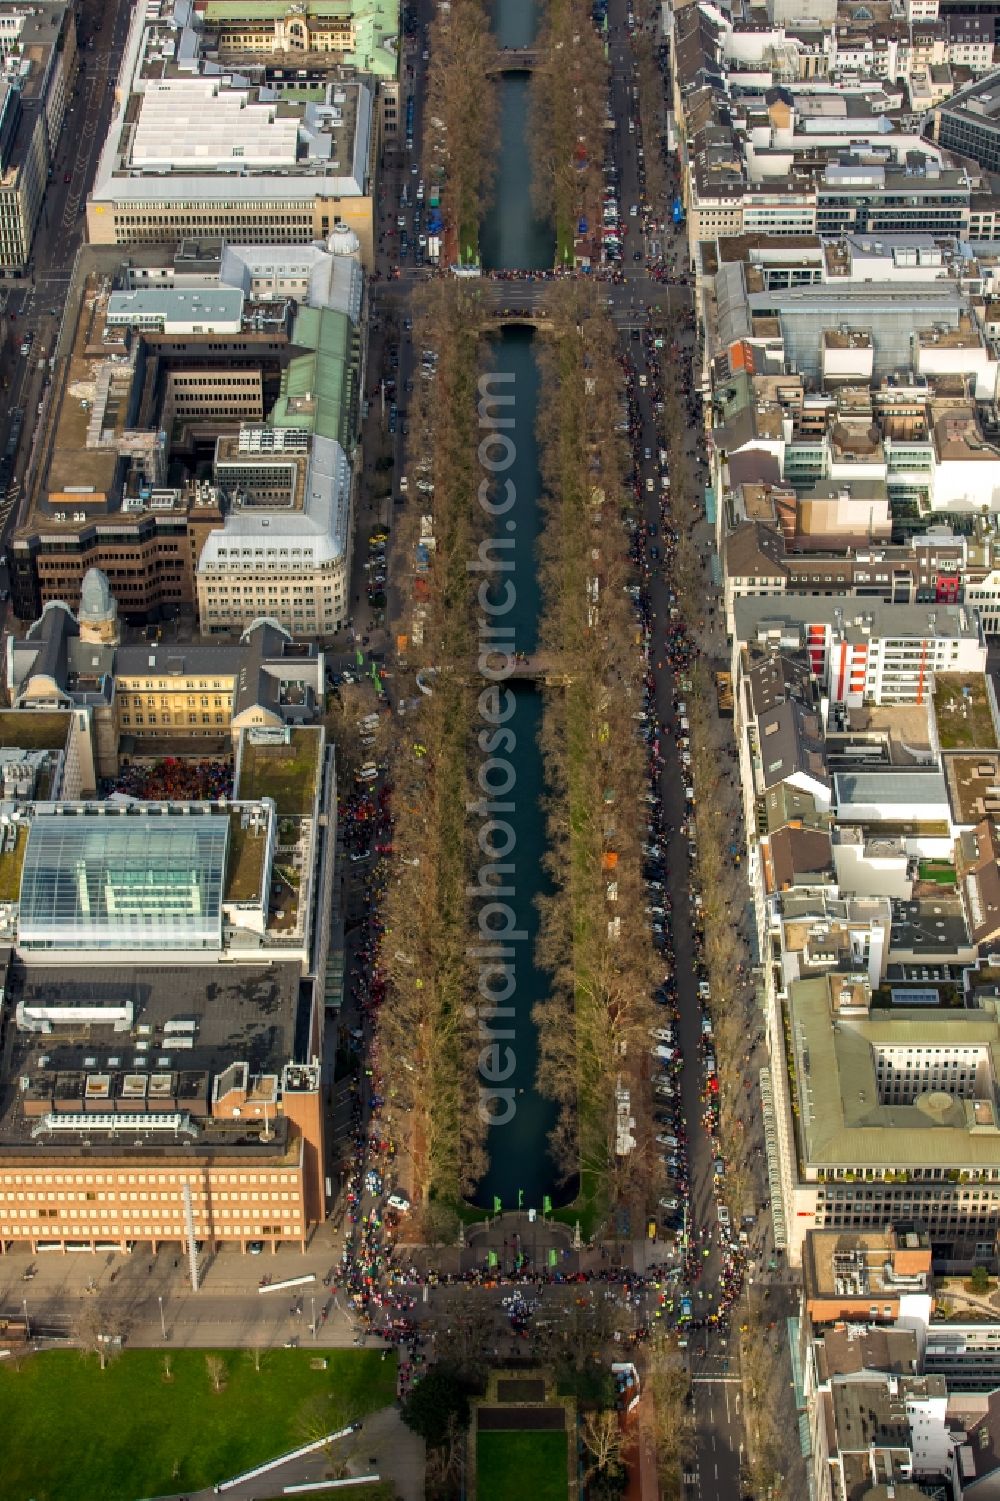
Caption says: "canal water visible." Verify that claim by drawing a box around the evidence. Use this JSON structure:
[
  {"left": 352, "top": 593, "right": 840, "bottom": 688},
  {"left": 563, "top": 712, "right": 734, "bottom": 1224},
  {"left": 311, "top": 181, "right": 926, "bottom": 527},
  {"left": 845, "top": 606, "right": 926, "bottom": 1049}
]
[
  {"left": 471, "top": 5, "right": 566, "bottom": 1212},
  {"left": 480, "top": 0, "right": 553, "bottom": 275}
]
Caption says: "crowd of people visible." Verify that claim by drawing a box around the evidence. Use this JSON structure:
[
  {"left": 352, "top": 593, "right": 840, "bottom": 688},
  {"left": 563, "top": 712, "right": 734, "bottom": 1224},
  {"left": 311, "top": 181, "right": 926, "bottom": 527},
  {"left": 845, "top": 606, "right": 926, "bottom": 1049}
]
[
  {"left": 332, "top": 778, "right": 424, "bottom": 1357},
  {"left": 103, "top": 756, "right": 233, "bottom": 802},
  {"left": 616, "top": 281, "right": 756, "bottom": 1336}
]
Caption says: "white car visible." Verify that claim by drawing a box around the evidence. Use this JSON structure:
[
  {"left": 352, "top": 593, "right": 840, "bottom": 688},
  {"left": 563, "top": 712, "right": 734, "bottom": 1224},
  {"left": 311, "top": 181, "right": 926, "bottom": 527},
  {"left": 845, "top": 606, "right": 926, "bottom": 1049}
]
[
  {"left": 651, "top": 1044, "right": 675, "bottom": 1061},
  {"left": 657, "top": 1134, "right": 679, "bottom": 1150},
  {"left": 650, "top": 1027, "right": 674, "bottom": 1043},
  {"left": 387, "top": 1192, "right": 411, "bottom": 1213}
]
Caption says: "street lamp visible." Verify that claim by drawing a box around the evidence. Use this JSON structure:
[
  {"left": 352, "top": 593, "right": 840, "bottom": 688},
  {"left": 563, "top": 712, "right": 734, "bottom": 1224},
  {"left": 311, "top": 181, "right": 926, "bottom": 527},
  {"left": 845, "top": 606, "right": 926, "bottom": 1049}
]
[
  {"left": 311, "top": 1295, "right": 317, "bottom": 1341},
  {"left": 22, "top": 1296, "right": 29, "bottom": 1340},
  {"left": 158, "top": 1294, "right": 166, "bottom": 1340}
]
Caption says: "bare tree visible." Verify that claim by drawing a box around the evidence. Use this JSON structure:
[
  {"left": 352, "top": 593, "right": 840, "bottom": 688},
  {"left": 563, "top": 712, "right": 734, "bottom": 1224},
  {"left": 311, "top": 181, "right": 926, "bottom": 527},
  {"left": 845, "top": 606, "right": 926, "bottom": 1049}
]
[
  {"left": 423, "top": 0, "right": 498, "bottom": 262},
  {"left": 205, "top": 1353, "right": 228, "bottom": 1393},
  {"left": 642, "top": 1332, "right": 696, "bottom": 1495},
  {"left": 581, "top": 1409, "right": 625, "bottom": 1481},
  {"left": 73, "top": 1298, "right": 126, "bottom": 1371}
]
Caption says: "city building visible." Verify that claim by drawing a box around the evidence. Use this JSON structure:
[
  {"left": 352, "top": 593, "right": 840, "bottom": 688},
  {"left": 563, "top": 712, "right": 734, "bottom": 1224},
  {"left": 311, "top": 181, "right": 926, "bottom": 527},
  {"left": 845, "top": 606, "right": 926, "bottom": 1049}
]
[
  {"left": 932, "top": 69, "right": 1000, "bottom": 173},
  {"left": 0, "top": 721, "right": 338, "bottom": 1253},
  {"left": 8, "top": 235, "right": 365, "bottom": 629},
  {"left": 86, "top": 0, "right": 380, "bottom": 266},
  {"left": 197, "top": 427, "right": 354, "bottom": 636},
  {"left": 802, "top": 1227, "right": 932, "bottom": 1325},
  {"left": 0, "top": 0, "right": 77, "bottom": 274},
  {"left": 6, "top": 568, "right": 326, "bottom": 781},
  {"left": 195, "top": 0, "right": 399, "bottom": 78},
  {"left": 774, "top": 974, "right": 1000, "bottom": 1265},
  {"left": 731, "top": 596, "right": 987, "bottom": 708}
]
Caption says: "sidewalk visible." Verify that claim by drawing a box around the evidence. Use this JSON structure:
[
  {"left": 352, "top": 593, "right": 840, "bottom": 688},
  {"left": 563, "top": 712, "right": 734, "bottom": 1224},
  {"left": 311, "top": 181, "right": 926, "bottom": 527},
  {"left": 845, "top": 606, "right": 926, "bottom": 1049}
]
[{"left": 147, "top": 1403, "right": 423, "bottom": 1501}]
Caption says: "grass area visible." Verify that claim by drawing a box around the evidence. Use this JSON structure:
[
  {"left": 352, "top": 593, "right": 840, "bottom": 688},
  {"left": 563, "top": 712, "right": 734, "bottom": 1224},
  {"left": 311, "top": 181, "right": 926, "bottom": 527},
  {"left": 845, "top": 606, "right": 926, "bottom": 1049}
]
[
  {"left": 477, "top": 1430, "right": 569, "bottom": 1501},
  {"left": 552, "top": 1165, "right": 604, "bottom": 1242},
  {"left": 0, "top": 1347, "right": 395, "bottom": 1501},
  {"left": 0, "top": 710, "right": 71, "bottom": 750},
  {"left": 919, "top": 860, "right": 957, "bottom": 885},
  {"left": 556, "top": 218, "right": 575, "bottom": 266},
  {"left": 933, "top": 674, "right": 998, "bottom": 750},
  {"left": 225, "top": 810, "right": 266, "bottom": 902},
  {"left": 238, "top": 726, "right": 321, "bottom": 815},
  {"left": 0, "top": 824, "right": 28, "bottom": 901}
]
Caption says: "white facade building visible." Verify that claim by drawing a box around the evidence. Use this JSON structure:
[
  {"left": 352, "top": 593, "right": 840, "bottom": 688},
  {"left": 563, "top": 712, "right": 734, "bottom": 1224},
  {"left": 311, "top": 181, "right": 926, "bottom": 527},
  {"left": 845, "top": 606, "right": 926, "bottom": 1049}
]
[
  {"left": 732, "top": 598, "right": 987, "bottom": 708},
  {"left": 198, "top": 430, "right": 354, "bottom": 636}
]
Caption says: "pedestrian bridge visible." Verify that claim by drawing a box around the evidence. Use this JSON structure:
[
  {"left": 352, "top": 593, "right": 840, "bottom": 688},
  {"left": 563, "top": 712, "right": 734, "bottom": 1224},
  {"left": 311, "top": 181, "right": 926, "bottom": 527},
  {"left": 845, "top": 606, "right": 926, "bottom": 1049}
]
[
  {"left": 486, "top": 47, "right": 542, "bottom": 72},
  {"left": 482, "top": 652, "right": 574, "bottom": 687}
]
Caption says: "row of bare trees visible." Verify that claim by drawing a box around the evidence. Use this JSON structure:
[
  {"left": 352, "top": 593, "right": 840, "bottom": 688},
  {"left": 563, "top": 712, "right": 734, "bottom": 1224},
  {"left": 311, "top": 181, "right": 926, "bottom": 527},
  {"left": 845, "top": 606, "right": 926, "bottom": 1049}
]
[
  {"left": 423, "top": 0, "right": 498, "bottom": 263},
  {"left": 377, "top": 286, "right": 490, "bottom": 1226},
  {"left": 654, "top": 319, "right": 756, "bottom": 1217},
  {"left": 655, "top": 317, "right": 794, "bottom": 1494},
  {"left": 531, "top": 286, "right": 661, "bottom": 1212},
  {"left": 528, "top": 0, "right": 609, "bottom": 263}
]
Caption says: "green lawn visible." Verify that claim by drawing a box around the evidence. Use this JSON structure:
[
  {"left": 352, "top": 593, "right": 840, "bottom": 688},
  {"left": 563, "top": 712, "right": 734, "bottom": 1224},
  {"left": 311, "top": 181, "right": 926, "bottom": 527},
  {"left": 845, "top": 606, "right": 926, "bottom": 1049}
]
[
  {"left": 0, "top": 1347, "right": 396, "bottom": 1501},
  {"left": 933, "top": 674, "right": 998, "bottom": 750},
  {"left": 477, "top": 1430, "right": 569, "bottom": 1501},
  {"left": 238, "top": 727, "right": 320, "bottom": 814},
  {"left": 919, "top": 860, "right": 957, "bottom": 885}
]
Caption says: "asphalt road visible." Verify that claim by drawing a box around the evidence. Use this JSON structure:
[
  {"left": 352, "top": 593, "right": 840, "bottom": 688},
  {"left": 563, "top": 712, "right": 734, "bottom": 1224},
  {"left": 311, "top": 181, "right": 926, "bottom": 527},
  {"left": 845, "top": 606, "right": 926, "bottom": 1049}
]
[{"left": 0, "top": 0, "right": 134, "bottom": 537}]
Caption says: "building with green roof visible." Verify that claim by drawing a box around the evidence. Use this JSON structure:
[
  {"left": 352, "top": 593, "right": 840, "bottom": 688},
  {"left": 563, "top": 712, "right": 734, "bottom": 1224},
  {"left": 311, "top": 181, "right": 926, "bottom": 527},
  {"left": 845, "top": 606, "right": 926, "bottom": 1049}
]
[
  {"left": 271, "top": 305, "right": 361, "bottom": 450},
  {"left": 202, "top": 0, "right": 400, "bottom": 79}
]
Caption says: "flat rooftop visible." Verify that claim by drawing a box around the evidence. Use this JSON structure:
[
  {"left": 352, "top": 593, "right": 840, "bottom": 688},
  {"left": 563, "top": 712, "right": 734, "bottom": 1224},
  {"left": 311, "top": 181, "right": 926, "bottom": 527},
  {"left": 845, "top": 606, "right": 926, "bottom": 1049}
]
[
  {"left": 888, "top": 891, "right": 970, "bottom": 955},
  {"left": 91, "top": 27, "right": 372, "bottom": 204},
  {"left": 106, "top": 287, "right": 245, "bottom": 327},
  {"left": 939, "top": 69, "right": 1000, "bottom": 123},
  {"left": 225, "top": 808, "right": 267, "bottom": 904},
  {"left": 131, "top": 82, "right": 302, "bottom": 170},
  {"left": 0, "top": 712, "right": 71, "bottom": 752},
  {"left": 842, "top": 704, "right": 935, "bottom": 766},
  {"left": 0, "top": 4, "right": 67, "bottom": 185},
  {"left": 733, "top": 596, "right": 981, "bottom": 645},
  {"left": 0, "top": 959, "right": 303, "bottom": 1155},
  {"left": 933, "top": 674, "right": 998, "bottom": 752},
  {"left": 788, "top": 976, "right": 1000, "bottom": 1170},
  {"left": 823, "top": 329, "right": 873, "bottom": 350},
  {"left": 237, "top": 727, "right": 321, "bottom": 817},
  {"left": 944, "top": 752, "right": 1000, "bottom": 826},
  {"left": 804, "top": 1228, "right": 930, "bottom": 1304},
  {"left": 834, "top": 768, "right": 948, "bottom": 810}
]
